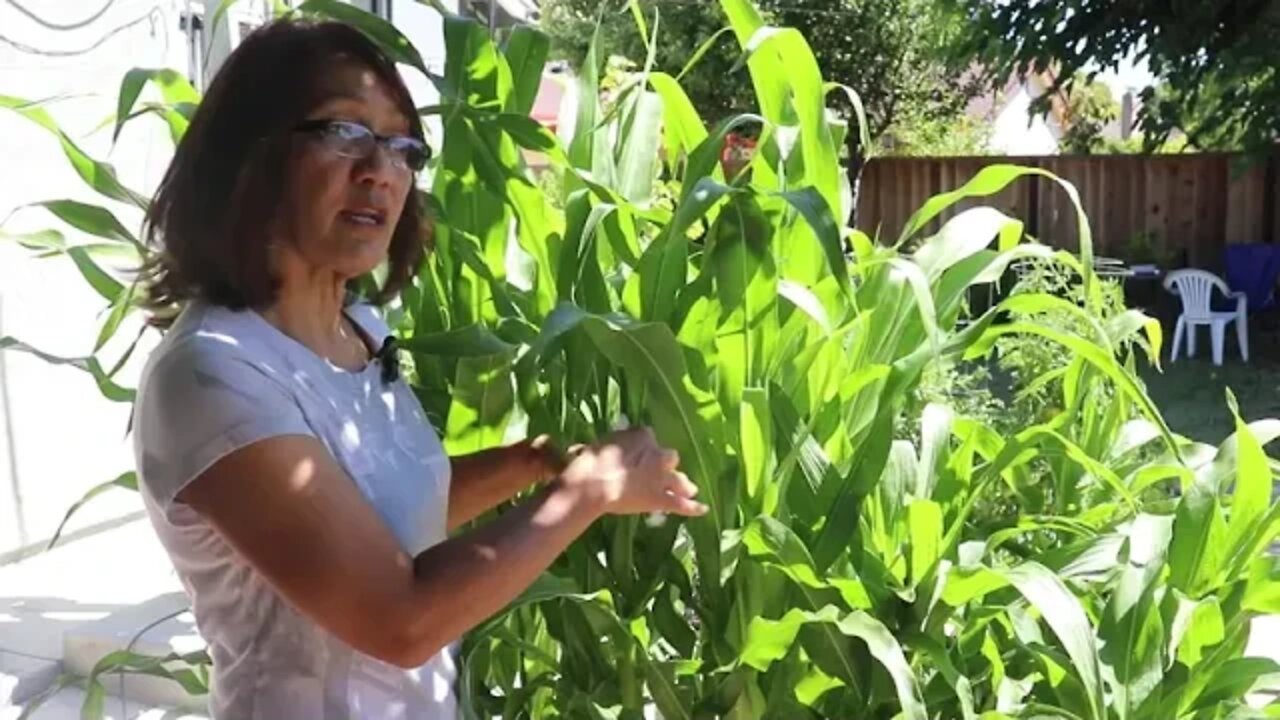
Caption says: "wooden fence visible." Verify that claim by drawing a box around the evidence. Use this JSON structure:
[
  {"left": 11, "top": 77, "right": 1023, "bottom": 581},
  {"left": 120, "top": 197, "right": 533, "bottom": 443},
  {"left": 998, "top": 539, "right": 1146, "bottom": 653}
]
[{"left": 854, "top": 153, "right": 1280, "bottom": 270}]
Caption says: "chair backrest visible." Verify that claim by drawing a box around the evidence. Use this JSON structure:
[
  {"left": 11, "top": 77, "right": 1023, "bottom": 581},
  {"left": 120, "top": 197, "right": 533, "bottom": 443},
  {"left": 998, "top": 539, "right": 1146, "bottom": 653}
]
[{"left": 1164, "top": 269, "right": 1230, "bottom": 320}]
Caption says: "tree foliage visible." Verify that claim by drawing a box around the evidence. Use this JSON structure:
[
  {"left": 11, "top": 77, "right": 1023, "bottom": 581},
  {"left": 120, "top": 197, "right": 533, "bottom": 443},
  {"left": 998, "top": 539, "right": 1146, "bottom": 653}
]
[
  {"left": 540, "top": 0, "right": 986, "bottom": 154},
  {"left": 950, "top": 0, "right": 1280, "bottom": 155},
  {"left": 1059, "top": 73, "right": 1119, "bottom": 155}
]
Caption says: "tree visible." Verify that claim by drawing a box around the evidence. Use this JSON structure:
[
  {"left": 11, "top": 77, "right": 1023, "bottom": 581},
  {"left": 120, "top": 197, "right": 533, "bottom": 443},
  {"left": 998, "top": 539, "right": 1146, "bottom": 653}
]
[
  {"left": 539, "top": 0, "right": 983, "bottom": 149},
  {"left": 1058, "top": 73, "right": 1118, "bottom": 154},
  {"left": 949, "top": 0, "right": 1280, "bottom": 155}
]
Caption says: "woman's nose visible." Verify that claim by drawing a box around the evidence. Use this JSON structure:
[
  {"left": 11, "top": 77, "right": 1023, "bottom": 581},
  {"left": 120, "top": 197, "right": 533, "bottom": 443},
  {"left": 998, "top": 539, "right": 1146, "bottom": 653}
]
[{"left": 352, "top": 144, "right": 400, "bottom": 184}]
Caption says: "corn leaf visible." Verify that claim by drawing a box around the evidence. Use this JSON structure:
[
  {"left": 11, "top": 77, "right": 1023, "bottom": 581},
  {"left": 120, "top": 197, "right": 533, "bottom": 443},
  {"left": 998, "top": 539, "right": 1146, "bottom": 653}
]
[
  {"left": 739, "top": 605, "right": 927, "bottom": 720},
  {"left": 0, "top": 94, "right": 149, "bottom": 210}
]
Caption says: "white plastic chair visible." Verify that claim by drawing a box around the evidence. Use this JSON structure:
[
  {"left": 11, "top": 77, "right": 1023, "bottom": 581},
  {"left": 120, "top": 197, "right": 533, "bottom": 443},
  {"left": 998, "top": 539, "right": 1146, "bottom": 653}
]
[{"left": 1163, "top": 269, "right": 1249, "bottom": 366}]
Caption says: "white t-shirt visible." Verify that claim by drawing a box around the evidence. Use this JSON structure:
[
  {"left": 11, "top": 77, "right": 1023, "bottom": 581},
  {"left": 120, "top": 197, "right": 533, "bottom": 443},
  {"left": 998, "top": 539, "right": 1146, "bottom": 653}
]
[{"left": 132, "top": 300, "right": 457, "bottom": 720}]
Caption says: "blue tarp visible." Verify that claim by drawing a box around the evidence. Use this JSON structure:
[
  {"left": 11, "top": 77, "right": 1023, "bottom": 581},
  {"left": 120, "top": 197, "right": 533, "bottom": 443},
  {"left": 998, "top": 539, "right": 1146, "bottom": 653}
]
[{"left": 1224, "top": 244, "right": 1280, "bottom": 312}]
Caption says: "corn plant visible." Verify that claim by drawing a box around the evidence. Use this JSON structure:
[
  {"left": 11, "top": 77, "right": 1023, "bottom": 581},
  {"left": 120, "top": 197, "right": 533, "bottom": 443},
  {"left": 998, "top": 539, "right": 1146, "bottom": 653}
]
[{"left": 5, "top": 1, "right": 1280, "bottom": 719}]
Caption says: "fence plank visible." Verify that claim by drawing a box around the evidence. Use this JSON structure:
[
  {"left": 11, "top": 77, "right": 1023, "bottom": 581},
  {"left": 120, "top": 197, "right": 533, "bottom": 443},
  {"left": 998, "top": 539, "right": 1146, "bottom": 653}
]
[{"left": 856, "top": 153, "right": 1279, "bottom": 269}]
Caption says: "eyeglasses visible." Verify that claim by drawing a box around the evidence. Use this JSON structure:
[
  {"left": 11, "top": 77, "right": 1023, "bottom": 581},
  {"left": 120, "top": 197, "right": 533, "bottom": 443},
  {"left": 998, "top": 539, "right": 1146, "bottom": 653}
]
[{"left": 293, "top": 119, "right": 431, "bottom": 172}]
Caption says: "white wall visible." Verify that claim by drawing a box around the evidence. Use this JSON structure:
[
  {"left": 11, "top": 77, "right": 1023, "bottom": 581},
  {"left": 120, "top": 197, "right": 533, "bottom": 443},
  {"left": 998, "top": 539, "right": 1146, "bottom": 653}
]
[
  {"left": 0, "top": 0, "right": 450, "bottom": 562},
  {"left": 389, "top": 0, "right": 452, "bottom": 144},
  {"left": 0, "top": 0, "right": 192, "bottom": 561},
  {"left": 990, "top": 84, "right": 1060, "bottom": 156}
]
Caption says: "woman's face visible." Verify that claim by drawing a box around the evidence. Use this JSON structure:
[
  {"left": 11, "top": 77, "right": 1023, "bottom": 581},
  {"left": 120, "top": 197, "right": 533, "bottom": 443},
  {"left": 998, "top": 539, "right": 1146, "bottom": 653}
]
[{"left": 278, "top": 60, "right": 415, "bottom": 281}]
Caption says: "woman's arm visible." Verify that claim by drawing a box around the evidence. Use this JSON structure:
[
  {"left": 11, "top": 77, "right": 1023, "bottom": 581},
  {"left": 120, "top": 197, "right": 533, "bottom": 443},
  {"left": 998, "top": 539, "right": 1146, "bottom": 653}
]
[
  {"left": 177, "top": 428, "right": 703, "bottom": 669},
  {"left": 447, "top": 436, "right": 563, "bottom": 531}
]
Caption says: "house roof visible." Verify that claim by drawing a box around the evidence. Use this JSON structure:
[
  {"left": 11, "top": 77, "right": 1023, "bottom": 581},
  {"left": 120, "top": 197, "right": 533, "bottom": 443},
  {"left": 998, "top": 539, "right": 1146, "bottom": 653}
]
[{"left": 966, "top": 66, "right": 1070, "bottom": 135}]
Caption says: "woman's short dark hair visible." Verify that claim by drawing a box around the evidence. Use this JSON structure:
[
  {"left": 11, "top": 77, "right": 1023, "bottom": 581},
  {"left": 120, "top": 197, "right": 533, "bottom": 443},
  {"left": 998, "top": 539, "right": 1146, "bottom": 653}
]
[{"left": 143, "top": 18, "right": 429, "bottom": 313}]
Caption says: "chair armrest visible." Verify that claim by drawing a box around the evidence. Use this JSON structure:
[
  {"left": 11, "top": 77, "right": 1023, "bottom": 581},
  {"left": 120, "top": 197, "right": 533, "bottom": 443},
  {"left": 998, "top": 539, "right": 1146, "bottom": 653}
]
[{"left": 1231, "top": 291, "right": 1248, "bottom": 313}]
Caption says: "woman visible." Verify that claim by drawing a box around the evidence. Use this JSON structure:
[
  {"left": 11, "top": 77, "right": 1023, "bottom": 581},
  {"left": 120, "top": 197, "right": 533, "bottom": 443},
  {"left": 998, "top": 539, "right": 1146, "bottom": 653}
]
[{"left": 133, "top": 18, "right": 706, "bottom": 719}]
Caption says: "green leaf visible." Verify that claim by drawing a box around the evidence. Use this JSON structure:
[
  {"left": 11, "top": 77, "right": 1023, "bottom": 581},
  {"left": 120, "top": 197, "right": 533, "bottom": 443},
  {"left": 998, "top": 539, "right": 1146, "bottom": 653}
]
[
  {"left": 825, "top": 82, "right": 870, "bottom": 157},
  {"left": 444, "top": 352, "right": 515, "bottom": 455},
  {"left": 1169, "top": 424, "right": 1238, "bottom": 596},
  {"left": 965, "top": 320, "right": 1176, "bottom": 453},
  {"left": 776, "top": 187, "right": 851, "bottom": 298},
  {"left": 648, "top": 72, "right": 707, "bottom": 172},
  {"left": 1, "top": 227, "right": 67, "bottom": 252},
  {"left": 1223, "top": 390, "right": 1271, "bottom": 564},
  {"left": 676, "top": 27, "right": 736, "bottom": 82},
  {"left": 501, "top": 26, "right": 549, "bottom": 116},
  {"left": 941, "top": 566, "right": 1008, "bottom": 607},
  {"left": 84, "top": 648, "right": 211, "bottom": 699},
  {"left": 776, "top": 279, "right": 831, "bottom": 334},
  {"left": 644, "top": 660, "right": 693, "bottom": 720},
  {"left": 113, "top": 68, "right": 198, "bottom": 145},
  {"left": 297, "top": 0, "right": 428, "bottom": 75},
  {"left": 899, "top": 165, "right": 1050, "bottom": 246},
  {"left": 1098, "top": 514, "right": 1173, "bottom": 718},
  {"left": 626, "top": 0, "right": 649, "bottom": 42},
  {"left": 531, "top": 305, "right": 726, "bottom": 600},
  {"left": 734, "top": 25, "right": 841, "bottom": 212},
  {"left": 912, "top": 207, "right": 1023, "bottom": 283},
  {"left": 638, "top": 178, "right": 731, "bottom": 324},
  {"left": 739, "top": 606, "right": 927, "bottom": 720},
  {"left": 887, "top": 257, "right": 941, "bottom": 357},
  {"left": 615, "top": 90, "right": 663, "bottom": 204},
  {"left": 1245, "top": 556, "right": 1280, "bottom": 614},
  {"left": 66, "top": 246, "right": 124, "bottom": 303},
  {"left": 710, "top": 192, "right": 777, "bottom": 405},
  {"left": 401, "top": 325, "right": 515, "bottom": 357},
  {"left": 566, "top": 25, "right": 611, "bottom": 191},
  {"left": 0, "top": 95, "right": 149, "bottom": 210},
  {"left": 1004, "top": 562, "right": 1106, "bottom": 720},
  {"left": 23, "top": 199, "right": 141, "bottom": 251},
  {"left": 740, "top": 388, "right": 771, "bottom": 510},
  {"left": 576, "top": 311, "right": 725, "bottom": 517},
  {"left": 915, "top": 403, "right": 953, "bottom": 500},
  {"left": 108, "top": 101, "right": 191, "bottom": 146},
  {"left": 82, "top": 680, "right": 105, "bottom": 720},
  {"left": 907, "top": 499, "right": 943, "bottom": 592},
  {"left": 1189, "top": 657, "right": 1280, "bottom": 712},
  {"left": 94, "top": 280, "right": 136, "bottom": 353},
  {"left": 0, "top": 336, "right": 134, "bottom": 403},
  {"left": 680, "top": 114, "right": 762, "bottom": 197},
  {"left": 1170, "top": 594, "right": 1224, "bottom": 667},
  {"left": 742, "top": 515, "right": 872, "bottom": 610}
]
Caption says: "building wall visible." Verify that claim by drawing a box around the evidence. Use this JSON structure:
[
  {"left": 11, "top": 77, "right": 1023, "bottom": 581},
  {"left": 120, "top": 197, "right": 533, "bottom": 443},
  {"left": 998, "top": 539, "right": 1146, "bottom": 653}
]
[
  {"left": 989, "top": 84, "right": 1060, "bottom": 156},
  {"left": 0, "top": 0, "right": 450, "bottom": 562},
  {"left": 0, "top": 0, "right": 192, "bottom": 562}
]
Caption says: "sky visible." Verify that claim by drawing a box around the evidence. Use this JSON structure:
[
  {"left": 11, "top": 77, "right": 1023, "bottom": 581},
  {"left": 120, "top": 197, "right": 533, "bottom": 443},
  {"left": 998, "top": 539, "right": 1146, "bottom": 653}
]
[{"left": 1091, "top": 49, "right": 1157, "bottom": 98}]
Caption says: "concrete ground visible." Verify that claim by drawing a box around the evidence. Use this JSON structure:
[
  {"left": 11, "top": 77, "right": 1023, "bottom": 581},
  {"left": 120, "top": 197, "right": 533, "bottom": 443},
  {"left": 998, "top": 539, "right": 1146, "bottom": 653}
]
[{"left": 0, "top": 520, "right": 207, "bottom": 719}]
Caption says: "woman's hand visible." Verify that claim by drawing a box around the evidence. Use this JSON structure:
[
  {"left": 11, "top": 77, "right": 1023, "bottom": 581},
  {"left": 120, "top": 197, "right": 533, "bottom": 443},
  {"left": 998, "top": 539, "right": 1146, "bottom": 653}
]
[
  {"left": 552, "top": 427, "right": 708, "bottom": 518},
  {"left": 520, "top": 434, "right": 571, "bottom": 483}
]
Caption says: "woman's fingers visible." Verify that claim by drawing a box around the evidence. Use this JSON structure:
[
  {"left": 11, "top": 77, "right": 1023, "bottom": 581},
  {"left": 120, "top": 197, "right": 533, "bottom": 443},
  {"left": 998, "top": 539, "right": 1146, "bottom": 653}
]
[
  {"left": 666, "top": 471, "right": 698, "bottom": 498},
  {"left": 662, "top": 490, "right": 709, "bottom": 517},
  {"left": 650, "top": 471, "right": 705, "bottom": 516},
  {"left": 659, "top": 449, "right": 680, "bottom": 471}
]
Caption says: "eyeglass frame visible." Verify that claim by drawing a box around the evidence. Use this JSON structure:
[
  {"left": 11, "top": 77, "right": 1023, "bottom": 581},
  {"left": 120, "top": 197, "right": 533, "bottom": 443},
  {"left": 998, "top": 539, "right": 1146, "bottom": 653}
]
[{"left": 292, "top": 119, "right": 432, "bottom": 172}]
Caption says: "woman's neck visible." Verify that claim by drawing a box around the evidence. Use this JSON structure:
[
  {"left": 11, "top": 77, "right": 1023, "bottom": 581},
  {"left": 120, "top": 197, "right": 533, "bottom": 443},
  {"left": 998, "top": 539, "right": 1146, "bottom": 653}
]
[{"left": 258, "top": 253, "right": 368, "bottom": 367}]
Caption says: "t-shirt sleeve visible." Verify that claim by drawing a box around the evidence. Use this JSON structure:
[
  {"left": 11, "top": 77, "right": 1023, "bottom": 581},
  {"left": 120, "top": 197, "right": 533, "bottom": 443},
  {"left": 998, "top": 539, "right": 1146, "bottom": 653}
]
[{"left": 134, "top": 337, "right": 315, "bottom": 509}]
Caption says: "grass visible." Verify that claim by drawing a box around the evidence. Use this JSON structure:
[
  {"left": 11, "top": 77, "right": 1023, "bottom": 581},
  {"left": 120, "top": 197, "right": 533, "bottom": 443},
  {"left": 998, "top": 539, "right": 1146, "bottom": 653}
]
[{"left": 1141, "top": 320, "right": 1280, "bottom": 446}]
